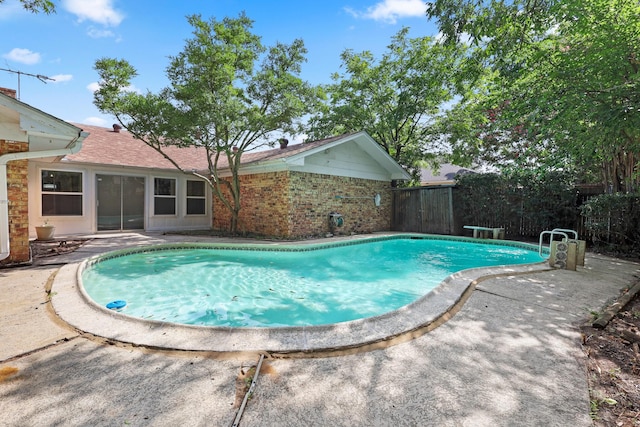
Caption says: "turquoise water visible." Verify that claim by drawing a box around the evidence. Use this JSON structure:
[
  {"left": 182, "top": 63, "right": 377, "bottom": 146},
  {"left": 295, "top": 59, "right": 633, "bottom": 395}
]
[{"left": 82, "top": 237, "right": 543, "bottom": 327}]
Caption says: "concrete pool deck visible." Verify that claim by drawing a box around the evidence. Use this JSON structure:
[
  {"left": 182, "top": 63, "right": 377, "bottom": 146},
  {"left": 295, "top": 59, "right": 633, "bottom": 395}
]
[{"left": 1, "top": 232, "right": 639, "bottom": 426}]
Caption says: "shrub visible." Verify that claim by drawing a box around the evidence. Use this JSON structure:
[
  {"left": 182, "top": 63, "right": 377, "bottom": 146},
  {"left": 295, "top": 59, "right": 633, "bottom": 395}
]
[{"left": 456, "top": 171, "right": 578, "bottom": 238}]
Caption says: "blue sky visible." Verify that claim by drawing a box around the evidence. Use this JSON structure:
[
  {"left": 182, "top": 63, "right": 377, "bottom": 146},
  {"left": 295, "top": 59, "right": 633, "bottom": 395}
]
[{"left": 1, "top": 0, "right": 438, "bottom": 128}]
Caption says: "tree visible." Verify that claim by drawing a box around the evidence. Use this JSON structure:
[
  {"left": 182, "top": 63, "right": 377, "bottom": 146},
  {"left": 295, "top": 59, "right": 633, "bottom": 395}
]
[
  {"left": 94, "top": 13, "right": 322, "bottom": 233},
  {"left": 428, "top": 0, "right": 640, "bottom": 192},
  {"left": 307, "top": 28, "right": 466, "bottom": 182},
  {"left": 0, "top": 0, "right": 55, "bottom": 14}
]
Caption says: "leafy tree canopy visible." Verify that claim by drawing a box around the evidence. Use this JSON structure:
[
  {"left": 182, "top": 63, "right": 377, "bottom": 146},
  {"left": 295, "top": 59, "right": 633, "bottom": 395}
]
[
  {"left": 429, "top": 0, "right": 640, "bottom": 192},
  {"left": 307, "top": 28, "right": 467, "bottom": 183},
  {"left": 94, "top": 13, "right": 322, "bottom": 232}
]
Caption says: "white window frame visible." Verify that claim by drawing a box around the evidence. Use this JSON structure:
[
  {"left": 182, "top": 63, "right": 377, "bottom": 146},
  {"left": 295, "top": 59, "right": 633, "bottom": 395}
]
[
  {"left": 185, "top": 179, "right": 207, "bottom": 216},
  {"left": 153, "top": 177, "right": 177, "bottom": 216},
  {"left": 40, "top": 169, "right": 84, "bottom": 216}
]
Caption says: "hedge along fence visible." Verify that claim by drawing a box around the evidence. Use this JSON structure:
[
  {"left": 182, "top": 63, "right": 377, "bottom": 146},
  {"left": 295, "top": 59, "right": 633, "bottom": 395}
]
[
  {"left": 454, "top": 173, "right": 640, "bottom": 254},
  {"left": 580, "top": 193, "right": 640, "bottom": 255},
  {"left": 454, "top": 172, "right": 579, "bottom": 240}
]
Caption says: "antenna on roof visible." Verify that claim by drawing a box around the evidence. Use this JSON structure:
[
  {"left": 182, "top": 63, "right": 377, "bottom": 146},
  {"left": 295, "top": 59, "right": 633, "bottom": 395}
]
[{"left": 0, "top": 67, "right": 55, "bottom": 100}]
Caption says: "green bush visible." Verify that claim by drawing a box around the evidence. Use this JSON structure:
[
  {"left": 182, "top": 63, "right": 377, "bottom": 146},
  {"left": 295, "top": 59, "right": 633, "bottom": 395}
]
[{"left": 456, "top": 171, "right": 578, "bottom": 238}]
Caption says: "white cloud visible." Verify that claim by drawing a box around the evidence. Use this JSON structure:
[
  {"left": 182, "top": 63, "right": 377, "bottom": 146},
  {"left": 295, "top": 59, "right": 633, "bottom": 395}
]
[
  {"left": 87, "top": 27, "right": 115, "bottom": 38},
  {"left": 347, "top": 0, "right": 427, "bottom": 24},
  {"left": 83, "top": 116, "right": 108, "bottom": 126},
  {"left": 50, "top": 74, "right": 73, "bottom": 83},
  {"left": 3, "top": 48, "right": 41, "bottom": 64},
  {"left": 87, "top": 82, "right": 101, "bottom": 92},
  {"left": 124, "top": 84, "right": 142, "bottom": 94},
  {"left": 62, "top": 0, "right": 124, "bottom": 26}
]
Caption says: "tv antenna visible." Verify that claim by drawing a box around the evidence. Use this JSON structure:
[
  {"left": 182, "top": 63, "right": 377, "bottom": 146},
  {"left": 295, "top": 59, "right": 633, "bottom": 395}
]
[{"left": 0, "top": 67, "right": 55, "bottom": 100}]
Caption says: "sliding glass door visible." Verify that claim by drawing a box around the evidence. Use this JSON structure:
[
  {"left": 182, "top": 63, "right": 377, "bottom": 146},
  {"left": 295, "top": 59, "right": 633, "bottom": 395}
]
[{"left": 96, "top": 174, "right": 145, "bottom": 231}]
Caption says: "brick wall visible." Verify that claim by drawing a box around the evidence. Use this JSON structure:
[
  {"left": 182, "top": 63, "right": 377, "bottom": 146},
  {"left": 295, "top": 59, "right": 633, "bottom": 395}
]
[
  {"left": 0, "top": 140, "right": 30, "bottom": 265},
  {"left": 212, "top": 170, "right": 393, "bottom": 238},
  {"left": 212, "top": 171, "right": 291, "bottom": 236},
  {"left": 289, "top": 172, "right": 392, "bottom": 237}
]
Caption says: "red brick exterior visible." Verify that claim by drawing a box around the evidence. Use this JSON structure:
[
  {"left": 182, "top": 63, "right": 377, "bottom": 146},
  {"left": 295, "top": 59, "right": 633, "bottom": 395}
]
[
  {"left": 0, "top": 140, "right": 30, "bottom": 265},
  {"left": 212, "top": 171, "right": 393, "bottom": 238}
]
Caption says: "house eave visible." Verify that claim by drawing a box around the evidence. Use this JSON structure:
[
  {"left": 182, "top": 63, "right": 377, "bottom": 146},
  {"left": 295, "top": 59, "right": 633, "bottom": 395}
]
[
  {"left": 232, "top": 131, "right": 411, "bottom": 181},
  {"left": 0, "top": 92, "right": 88, "bottom": 262},
  {"left": 0, "top": 92, "right": 83, "bottom": 151},
  {"left": 58, "top": 158, "right": 199, "bottom": 176}
]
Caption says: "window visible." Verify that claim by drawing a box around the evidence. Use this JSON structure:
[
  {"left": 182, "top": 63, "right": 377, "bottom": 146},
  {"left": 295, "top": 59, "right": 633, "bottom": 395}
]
[
  {"left": 41, "top": 170, "right": 83, "bottom": 216},
  {"left": 186, "top": 180, "right": 206, "bottom": 215},
  {"left": 154, "top": 178, "right": 176, "bottom": 215}
]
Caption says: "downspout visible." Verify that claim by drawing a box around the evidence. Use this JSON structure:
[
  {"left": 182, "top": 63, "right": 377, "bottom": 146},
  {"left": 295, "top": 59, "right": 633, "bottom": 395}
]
[{"left": 0, "top": 131, "right": 87, "bottom": 261}]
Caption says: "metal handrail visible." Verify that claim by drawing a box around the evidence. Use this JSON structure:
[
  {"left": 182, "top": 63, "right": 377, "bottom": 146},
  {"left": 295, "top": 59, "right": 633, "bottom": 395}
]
[
  {"left": 538, "top": 230, "right": 569, "bottom": 258},
  {"left": 551, "top": 228, "right": 578, "bottom": 240}
]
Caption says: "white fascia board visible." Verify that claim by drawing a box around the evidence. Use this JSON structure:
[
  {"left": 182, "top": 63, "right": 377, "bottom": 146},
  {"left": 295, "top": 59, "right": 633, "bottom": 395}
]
[
  {"left": 21, "top": 115, "right": 79, "bottom": 140},
  {"left": 239, "top": 133, "right": 362, "bottom": 174},
  {"left": 239, "top": 152, "right": 307, "bottom": 174},
  {"left": 212, "top": 130, "right": 411, "bottom": 180},
  {"left": 288, "top": 163, "right": 392, "bottom": 181},
  {"left": 60, "top": 158, "right": 192, "bottom": 176},
  {"left": 215, "top": 159, "right": 288, "bottom": 178},
  {"left": 0, "top": 93, "right": 82, "bottom": 150}
]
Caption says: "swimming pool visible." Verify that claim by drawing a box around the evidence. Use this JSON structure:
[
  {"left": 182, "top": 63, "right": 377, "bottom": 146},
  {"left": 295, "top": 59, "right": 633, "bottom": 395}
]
[{"left": 81, "top": 235, "right": 545, "bottom": 328}]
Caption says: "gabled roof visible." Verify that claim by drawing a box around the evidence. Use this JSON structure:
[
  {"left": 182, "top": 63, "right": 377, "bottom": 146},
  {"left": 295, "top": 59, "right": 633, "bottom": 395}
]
[
  {"left": 0, "top": 92, "right": 87, "bottom": 151},
  {"left": 235, "top": 133, "right": 352, "bottom": 166},
  {"left": 62, "top": 125, "right": 410, "bottom": 181},
  {"left": 233, "top": 131, "right": 411, "bottom": 181}
]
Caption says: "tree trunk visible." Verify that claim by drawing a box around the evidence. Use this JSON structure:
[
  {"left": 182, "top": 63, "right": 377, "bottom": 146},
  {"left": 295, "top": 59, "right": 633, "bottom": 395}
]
[{"left": 230, "top": 211, "right": 239, "bottom": 234}]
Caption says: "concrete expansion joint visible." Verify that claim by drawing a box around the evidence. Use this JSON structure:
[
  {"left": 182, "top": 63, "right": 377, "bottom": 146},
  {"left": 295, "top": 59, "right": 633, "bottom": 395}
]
[
  {"left": 231, "top": 353, "right": 265, "bottom": 427},
  {"left": 0, "top": 335, "right": 79, "bottom": 364}
]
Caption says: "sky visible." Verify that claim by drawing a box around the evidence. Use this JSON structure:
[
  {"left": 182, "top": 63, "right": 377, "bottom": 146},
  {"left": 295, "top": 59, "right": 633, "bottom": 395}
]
[{"left": 0, "top": 0, "right": 439, "bottom": 128}]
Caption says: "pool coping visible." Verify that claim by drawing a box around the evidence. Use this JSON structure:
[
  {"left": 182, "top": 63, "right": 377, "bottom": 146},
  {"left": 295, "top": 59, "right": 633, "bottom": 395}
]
[{"left": 50, "top": 234, "right": 553, "bottom": 356}]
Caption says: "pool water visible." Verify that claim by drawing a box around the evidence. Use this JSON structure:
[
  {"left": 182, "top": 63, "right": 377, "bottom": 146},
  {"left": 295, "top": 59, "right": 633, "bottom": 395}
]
[{"left": 82, "top": 237, "right": 544, "bottom": 327}]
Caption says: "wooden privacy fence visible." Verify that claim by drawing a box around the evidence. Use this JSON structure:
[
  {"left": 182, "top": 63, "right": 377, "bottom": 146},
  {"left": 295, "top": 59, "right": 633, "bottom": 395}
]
[
  {"left": 392, "top": 184, "right": 601, "bottom": 239},
  {"left": 391, "top": 186, "right": 458, "bottom": 235}
]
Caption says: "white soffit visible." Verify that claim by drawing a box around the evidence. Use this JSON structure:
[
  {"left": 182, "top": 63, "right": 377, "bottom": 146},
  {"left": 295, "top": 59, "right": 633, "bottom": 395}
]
[
  {"left": 237, "top": 131, "right": 410, "bottom": 180},
  {"left": 285, "top": 131, "right": 410, "bottom": 180},
  {"left": 0, "top": 93, "right": 83, "bottom": 151}
]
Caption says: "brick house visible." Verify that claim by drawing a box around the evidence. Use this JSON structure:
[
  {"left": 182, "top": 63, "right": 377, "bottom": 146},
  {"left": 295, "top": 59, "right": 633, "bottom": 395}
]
[
  {"left": 33, "top": 125, "right": 408, "bottom": 239},
  {"left": 2, "top": 91, "right": 409, "bottom": 263},
  {"left": 211, "top": 131, "right": 410, "bottom": 238},
  {"left": 0, "top": 90, "right": 88, "bottom": 265},
  {"left": 28, "top": 123, "right": 213, "bottom": 238}
]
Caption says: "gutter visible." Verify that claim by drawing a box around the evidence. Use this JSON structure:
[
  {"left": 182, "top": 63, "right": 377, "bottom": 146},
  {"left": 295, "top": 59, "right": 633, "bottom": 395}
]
[{"left": 0, "top": 131, "right": 88, "bottom": 261}]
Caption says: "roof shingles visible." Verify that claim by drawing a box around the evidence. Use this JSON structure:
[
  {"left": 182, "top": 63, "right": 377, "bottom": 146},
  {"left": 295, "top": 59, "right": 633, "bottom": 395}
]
[
  {"left": 64, "top": 124, "right": 355, "bottom": 172},
  {"left": 64, "top": 124, "right": 209, "bottom": 171}
]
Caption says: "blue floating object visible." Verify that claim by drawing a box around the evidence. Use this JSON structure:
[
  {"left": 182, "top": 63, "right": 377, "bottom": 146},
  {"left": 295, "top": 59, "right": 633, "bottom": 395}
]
[{"left": 106, "top": 300, "right": 126, "bottom": 310}]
